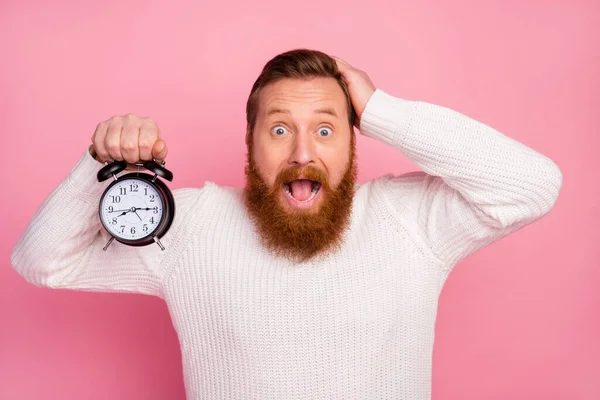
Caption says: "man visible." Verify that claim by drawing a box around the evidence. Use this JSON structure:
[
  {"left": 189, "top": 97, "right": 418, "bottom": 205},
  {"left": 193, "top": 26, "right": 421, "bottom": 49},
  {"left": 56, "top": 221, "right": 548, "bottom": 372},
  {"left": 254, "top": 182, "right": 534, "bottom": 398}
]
[{"left": 11, "top": 49, "right": 563, "bottom": 399}]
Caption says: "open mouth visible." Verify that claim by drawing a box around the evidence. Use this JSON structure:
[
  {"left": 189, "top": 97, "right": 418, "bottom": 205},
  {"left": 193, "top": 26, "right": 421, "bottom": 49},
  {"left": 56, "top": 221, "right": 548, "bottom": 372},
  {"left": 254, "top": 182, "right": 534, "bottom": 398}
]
[{"left": 282, "top": 179, "right": 322, "bottom": 204}]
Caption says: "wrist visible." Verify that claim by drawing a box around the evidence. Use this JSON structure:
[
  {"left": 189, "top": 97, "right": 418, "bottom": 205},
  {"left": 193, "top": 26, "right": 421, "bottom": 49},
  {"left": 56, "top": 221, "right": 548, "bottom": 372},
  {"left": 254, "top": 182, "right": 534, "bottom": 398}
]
[
  {"left": 358, "top": 89, "right": 414, "bottom": 144},
  {"left": 88, "top": 144, "right": 103, "bottom": 164},
  {"left": 66, "top": 146, "right": 109, "bottom": 199}
]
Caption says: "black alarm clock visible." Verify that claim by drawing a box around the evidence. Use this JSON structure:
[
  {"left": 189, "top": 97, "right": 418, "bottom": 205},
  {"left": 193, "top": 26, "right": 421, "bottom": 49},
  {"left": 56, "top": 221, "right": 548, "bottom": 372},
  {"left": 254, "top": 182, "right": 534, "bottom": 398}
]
[{"left": 97, "top": 159, "right": 175, "bottom": 251}]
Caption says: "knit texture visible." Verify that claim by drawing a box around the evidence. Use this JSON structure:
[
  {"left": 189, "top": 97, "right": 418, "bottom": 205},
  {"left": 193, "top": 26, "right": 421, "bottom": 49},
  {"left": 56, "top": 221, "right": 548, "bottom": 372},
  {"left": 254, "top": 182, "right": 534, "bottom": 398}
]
[{"left": 11, "top": 89, "right": 563, "bottom": 399}]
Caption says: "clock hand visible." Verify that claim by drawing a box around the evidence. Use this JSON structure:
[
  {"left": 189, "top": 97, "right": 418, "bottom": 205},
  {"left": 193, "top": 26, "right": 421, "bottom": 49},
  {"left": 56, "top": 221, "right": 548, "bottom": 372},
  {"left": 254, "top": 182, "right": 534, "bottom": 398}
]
[
  {"left": 116, "top": 207, "right": 137, "bottom": 217},
  {"left": 112, "top": 207, "right": 154, "bottom": 218}
]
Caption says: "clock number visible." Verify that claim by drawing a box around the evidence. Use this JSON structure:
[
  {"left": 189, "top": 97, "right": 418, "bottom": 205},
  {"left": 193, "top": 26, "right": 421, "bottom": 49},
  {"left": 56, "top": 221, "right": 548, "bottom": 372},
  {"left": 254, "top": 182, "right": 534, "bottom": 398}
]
[
  {"left": 120, "top": 225, "right": 125, "bottom": 233},
  {"left": 119, "top": 187, "right": 126, "bottom": 195},
  {"left": 131, "top": 227, "right": 136, "bottom": 234},
  {"left": 150, "top": 217, "right": 155, "bottom": 224},
  {"left": 129, "top": 183, "right": 138, "bottom": 192},
  {"left": 108, "top": 206, "right": 114, "bottom": 212},
  {"left": 143, "top": 224, "right": 148, "bottom": 233},
  {"left": 111, "top": 195, "right": 121, "bottom": 203},
  {"left": 153, "top": 206, "right": 158, "bottom": 214},
  {"left": 111, "top": 217, "right": 117, "bottom": 225},
  {"left": 144, "top": 188, "right": 148, "bottom": 195},
  {"left": 149, "top": 194, "right": 155, "bottom": 202}
]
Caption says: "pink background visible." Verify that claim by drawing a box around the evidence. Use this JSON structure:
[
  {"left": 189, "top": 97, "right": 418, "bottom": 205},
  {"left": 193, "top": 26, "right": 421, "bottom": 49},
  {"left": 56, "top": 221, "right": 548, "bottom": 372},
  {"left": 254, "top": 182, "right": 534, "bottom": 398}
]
[{"left": 1, "top": 0, "right": 598, "bottom": 399}]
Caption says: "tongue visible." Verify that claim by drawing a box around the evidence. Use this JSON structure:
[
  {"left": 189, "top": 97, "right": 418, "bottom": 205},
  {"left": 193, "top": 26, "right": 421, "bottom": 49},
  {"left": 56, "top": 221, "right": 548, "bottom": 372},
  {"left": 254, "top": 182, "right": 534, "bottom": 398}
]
[{"left": 290, "top": 179, "right": 313, "bottom": 201}]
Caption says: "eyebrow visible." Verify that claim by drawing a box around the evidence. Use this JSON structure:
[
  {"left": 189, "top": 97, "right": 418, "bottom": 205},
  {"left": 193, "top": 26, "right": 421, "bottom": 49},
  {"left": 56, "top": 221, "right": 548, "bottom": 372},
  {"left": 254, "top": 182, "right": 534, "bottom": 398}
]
[{"left": 265, "top": 107, "right": 339, "bottom": 118}]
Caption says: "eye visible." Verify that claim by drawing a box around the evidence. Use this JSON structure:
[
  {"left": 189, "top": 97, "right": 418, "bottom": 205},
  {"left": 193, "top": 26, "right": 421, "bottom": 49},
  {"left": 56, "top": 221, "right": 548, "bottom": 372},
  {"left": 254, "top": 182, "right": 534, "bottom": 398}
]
[
  {"left": 272, "top": 126, "right": 289, "bottom": 136},
  {"left": 318, "top": 127, "right": 333, "bottom": 137}
]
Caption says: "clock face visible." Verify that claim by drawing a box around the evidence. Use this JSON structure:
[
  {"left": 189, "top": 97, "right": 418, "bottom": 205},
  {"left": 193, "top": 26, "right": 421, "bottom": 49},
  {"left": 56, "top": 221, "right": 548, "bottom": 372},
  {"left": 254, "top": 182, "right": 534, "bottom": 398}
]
[{"left": 99, "top": 177, "right": 164, "bottom": 241}]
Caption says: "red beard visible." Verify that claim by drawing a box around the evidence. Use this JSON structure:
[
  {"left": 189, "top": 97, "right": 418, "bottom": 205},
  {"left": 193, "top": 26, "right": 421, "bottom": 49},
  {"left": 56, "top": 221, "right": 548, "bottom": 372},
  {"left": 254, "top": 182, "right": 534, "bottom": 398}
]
[{"left": 243, "top": 135, "right": 357, "bottom": 263}]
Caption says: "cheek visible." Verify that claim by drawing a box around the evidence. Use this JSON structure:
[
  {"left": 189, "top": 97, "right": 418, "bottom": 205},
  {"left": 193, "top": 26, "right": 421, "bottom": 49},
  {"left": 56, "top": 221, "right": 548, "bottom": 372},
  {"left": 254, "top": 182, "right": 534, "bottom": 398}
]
[
  {"left": 329, "top": 161, "right": 348, "bottom": 187},
  {"left": 322, "top": 147, "right": 351, "bottom": 187},
  {"left": 253, "top": 144, "right": 285, "bottom": 186}
]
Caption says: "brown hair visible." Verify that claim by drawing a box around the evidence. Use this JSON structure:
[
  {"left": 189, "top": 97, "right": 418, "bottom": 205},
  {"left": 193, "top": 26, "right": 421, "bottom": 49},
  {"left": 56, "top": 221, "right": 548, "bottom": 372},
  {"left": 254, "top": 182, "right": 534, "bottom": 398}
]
[{"left": 245, "top": 48, "right": 356, "bottom": 140}]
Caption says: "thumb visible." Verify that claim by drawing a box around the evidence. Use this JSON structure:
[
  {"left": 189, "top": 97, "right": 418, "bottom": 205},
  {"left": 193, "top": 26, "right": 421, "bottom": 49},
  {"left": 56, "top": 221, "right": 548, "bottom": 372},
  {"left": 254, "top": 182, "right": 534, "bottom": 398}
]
[{"left": 152, "top": 139, "right": 168, "bottom": 162}]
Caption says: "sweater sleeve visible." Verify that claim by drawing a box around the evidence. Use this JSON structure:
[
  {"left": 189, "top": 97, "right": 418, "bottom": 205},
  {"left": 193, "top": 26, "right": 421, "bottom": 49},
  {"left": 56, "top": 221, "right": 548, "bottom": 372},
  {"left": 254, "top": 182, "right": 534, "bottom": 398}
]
[
  {"left": 361, "top": 89, "right": 563, "bottom": 269},
  {"left": 10, "top": 147, "right": 208, "bottom": 298}
]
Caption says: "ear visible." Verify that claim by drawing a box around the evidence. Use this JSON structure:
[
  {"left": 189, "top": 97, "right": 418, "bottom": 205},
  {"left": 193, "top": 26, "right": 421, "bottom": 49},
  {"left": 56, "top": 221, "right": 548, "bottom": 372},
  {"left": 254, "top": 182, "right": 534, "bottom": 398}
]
[{"left": 245, "top": 124, "right": 251, "bottom": 146}]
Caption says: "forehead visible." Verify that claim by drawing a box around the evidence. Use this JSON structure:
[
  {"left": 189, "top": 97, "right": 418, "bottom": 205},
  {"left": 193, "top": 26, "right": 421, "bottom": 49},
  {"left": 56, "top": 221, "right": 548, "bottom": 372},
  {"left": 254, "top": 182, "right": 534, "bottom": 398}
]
[{"left": 258, "top": 77, "right": 347, "bottom": 119}]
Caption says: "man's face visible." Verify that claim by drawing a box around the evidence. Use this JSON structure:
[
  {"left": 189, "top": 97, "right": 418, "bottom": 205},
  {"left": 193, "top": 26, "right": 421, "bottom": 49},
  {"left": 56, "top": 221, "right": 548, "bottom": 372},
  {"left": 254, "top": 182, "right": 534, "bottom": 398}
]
[{"left": 244, "top": 77, "right": 357, "bottom": 263}]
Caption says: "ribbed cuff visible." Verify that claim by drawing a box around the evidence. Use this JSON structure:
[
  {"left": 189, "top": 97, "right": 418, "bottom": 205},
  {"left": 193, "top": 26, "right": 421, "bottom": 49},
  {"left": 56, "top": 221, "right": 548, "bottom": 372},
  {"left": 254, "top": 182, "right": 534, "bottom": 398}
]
[
  {"left": 358, "top": 89, "right": 416, "bottom": 148},
  {"left": 67, "top": 146, "right": 108, "bottom": 200}
]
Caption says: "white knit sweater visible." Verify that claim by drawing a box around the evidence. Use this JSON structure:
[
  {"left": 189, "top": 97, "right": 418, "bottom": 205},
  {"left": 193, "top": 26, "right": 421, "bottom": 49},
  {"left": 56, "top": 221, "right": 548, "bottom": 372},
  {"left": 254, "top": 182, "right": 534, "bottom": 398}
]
[{"left": 11, "top": 89, "right": 563, "bottom": 399}]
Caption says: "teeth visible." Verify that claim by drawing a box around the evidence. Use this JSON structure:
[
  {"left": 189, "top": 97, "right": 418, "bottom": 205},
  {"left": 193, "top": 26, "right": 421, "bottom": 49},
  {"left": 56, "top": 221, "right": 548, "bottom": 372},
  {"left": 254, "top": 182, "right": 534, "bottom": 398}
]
[{"left": 311, "top": 181, "right": 321, "bottom": 193}]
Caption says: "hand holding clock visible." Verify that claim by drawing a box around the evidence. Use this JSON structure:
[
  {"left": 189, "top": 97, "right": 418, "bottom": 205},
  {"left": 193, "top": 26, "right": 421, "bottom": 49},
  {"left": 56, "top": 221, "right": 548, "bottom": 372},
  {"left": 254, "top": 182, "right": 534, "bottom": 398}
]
[
  {"left": 92, "top": 116, "right": 175, "bottom": 250},
  {"left": 90, "top": 114, "right": 168, "bottom": 167}
]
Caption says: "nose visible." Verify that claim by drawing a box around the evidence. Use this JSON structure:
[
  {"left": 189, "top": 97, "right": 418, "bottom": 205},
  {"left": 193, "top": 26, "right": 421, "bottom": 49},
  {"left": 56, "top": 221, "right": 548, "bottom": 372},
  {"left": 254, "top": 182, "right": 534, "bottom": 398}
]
[{"left": 287, "top": 132, "right": 316, "bottom": 168}]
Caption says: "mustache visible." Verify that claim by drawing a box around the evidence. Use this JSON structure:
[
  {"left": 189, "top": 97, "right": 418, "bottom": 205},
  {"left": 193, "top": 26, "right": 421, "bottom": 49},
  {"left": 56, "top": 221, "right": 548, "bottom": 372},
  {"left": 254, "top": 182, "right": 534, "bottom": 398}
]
[{"left": 272, "top": 166, "right": 331, "bottom": 192}]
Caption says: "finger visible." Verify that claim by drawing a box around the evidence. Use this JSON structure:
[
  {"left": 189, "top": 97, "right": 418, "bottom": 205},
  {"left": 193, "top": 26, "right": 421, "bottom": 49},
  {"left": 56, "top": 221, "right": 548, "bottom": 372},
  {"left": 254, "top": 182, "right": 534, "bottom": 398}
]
[
  {"left": 105, "top": 117, "right": 124, "bottom": 161},
  {"left": 139, "top": 119, "right": 160, "bottom": 161},
  {"left": 120, "top": 117, "right": 140, "bottom": 164},
  {"left": 152, "top": 139, "right": 168, "bottom": 162},
  {"left": 332, "top": 56, "right": 351, "bottom": 70},
  {"left": 332, "top": 55, "right": 349, "bottom": 64},
  {"left": 92, "top": 120, "right": 109, "bottom": 162}
]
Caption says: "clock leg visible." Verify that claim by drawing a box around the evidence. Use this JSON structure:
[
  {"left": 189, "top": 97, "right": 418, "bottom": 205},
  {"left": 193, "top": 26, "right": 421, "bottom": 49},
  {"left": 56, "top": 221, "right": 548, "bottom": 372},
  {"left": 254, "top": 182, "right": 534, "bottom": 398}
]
[
  {"left": 103, "top": 236, "right": 115, "bottom": 251},
  {"left": 153, "top": 236, "right": 165, "bottom": 251}
]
